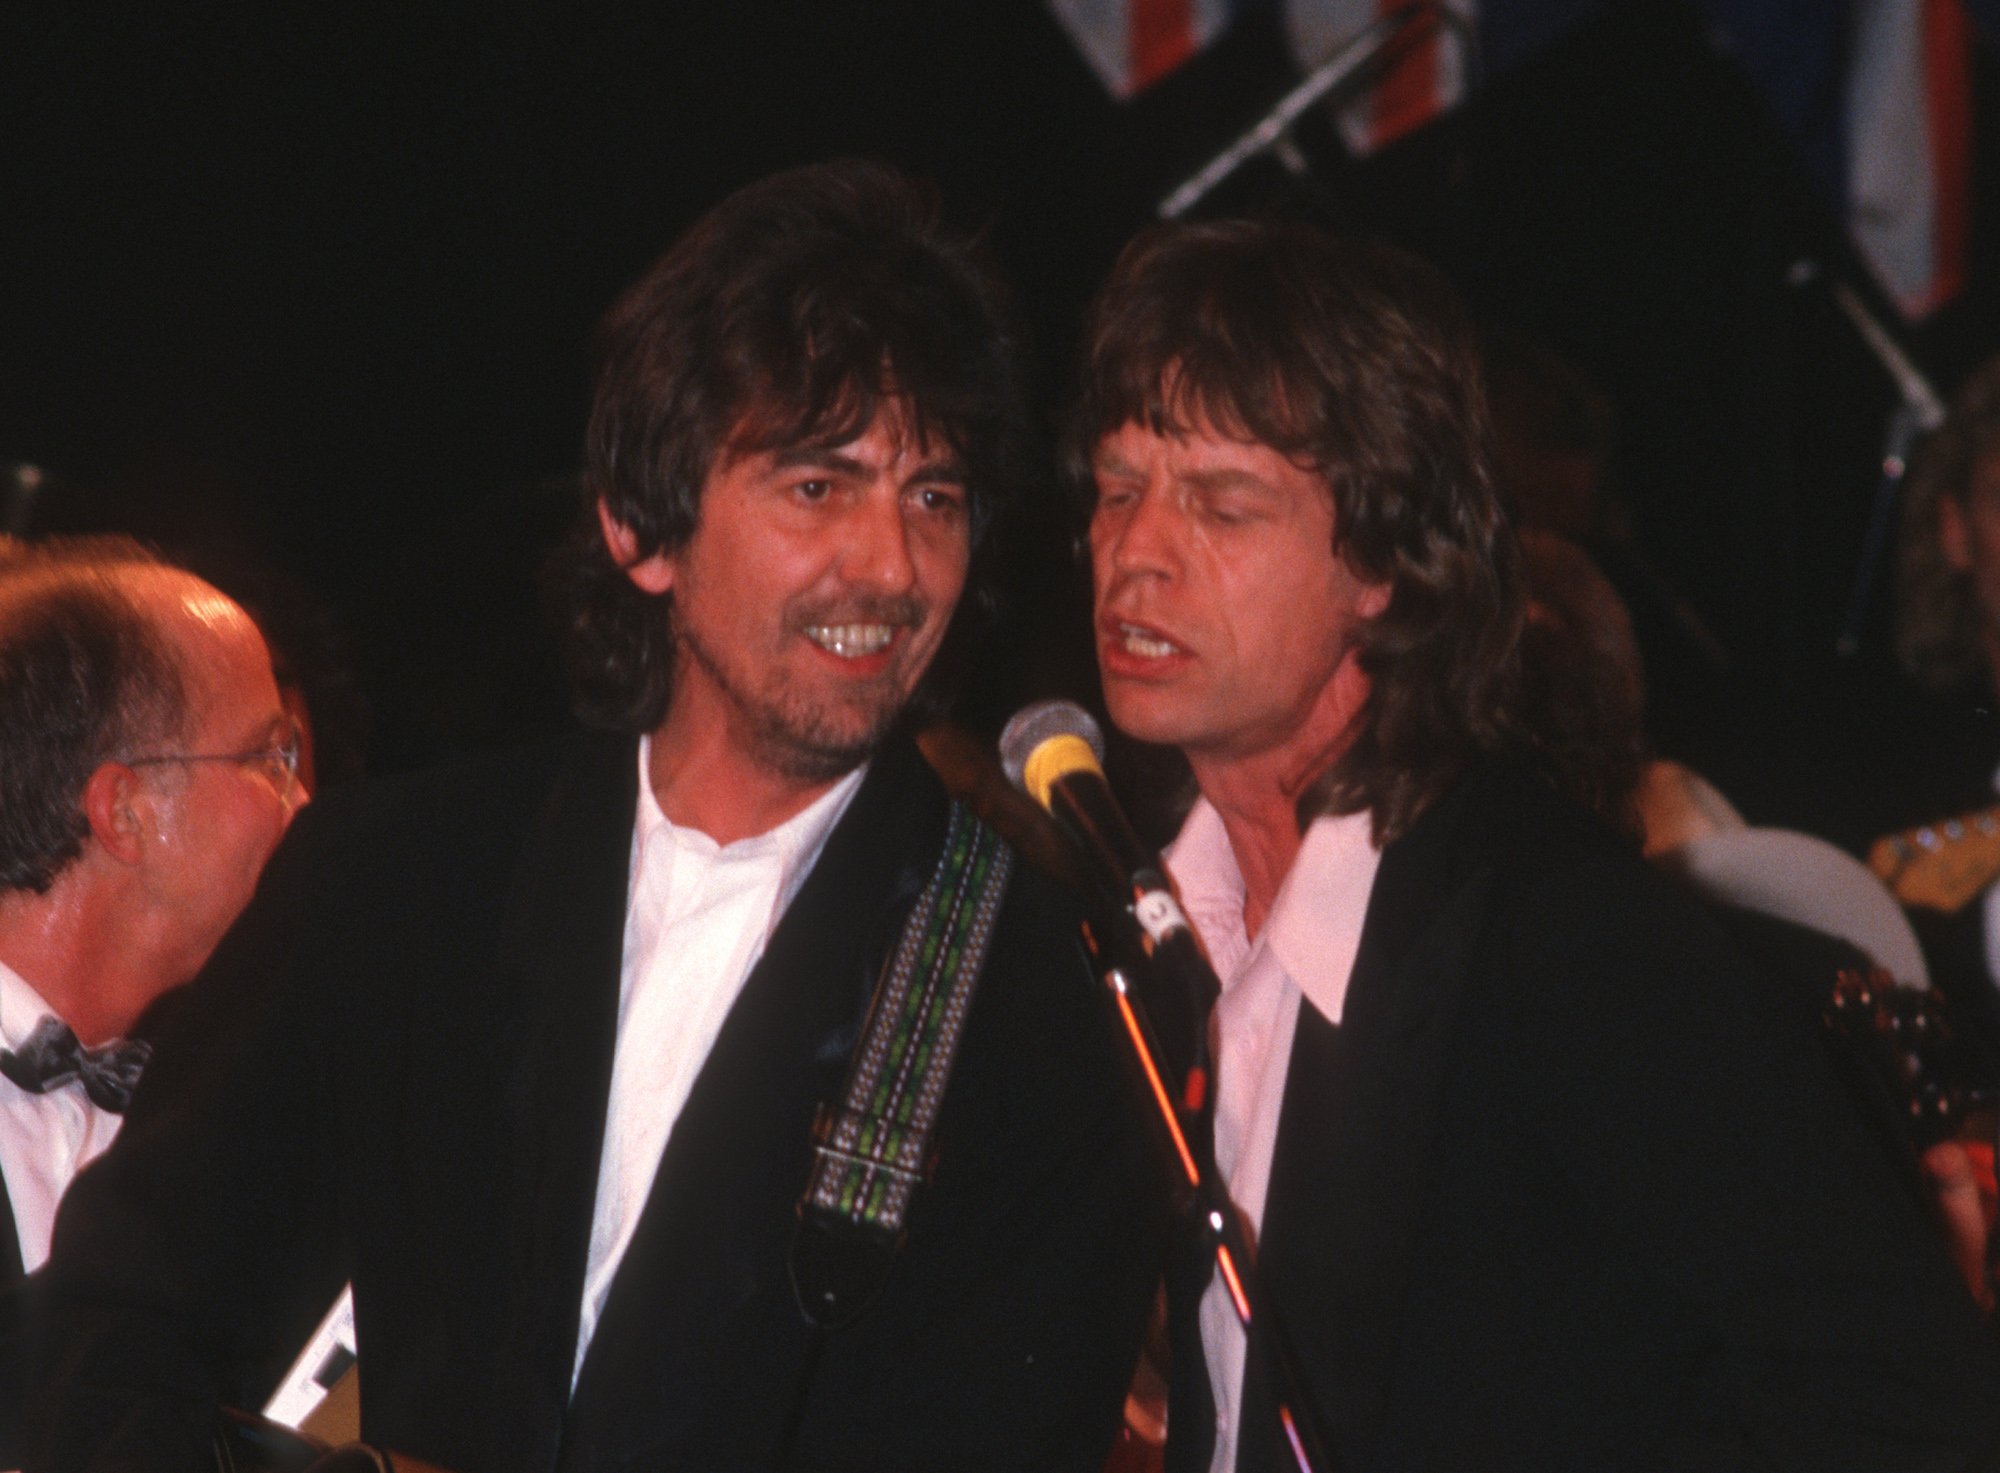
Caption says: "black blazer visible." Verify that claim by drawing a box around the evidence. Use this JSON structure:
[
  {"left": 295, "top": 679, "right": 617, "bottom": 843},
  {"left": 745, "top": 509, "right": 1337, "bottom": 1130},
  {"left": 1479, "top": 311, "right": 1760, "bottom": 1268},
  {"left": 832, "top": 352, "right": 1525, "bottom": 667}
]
[
  {"left": 1174, "top": 765, "right": 2000, "bottom": 1473},
  {"left": 1, "top": 1176, "right": 20, "bottom": 1464},
  {"left": 29, "top": 732, "right": 1165, "bottom": 1473}
]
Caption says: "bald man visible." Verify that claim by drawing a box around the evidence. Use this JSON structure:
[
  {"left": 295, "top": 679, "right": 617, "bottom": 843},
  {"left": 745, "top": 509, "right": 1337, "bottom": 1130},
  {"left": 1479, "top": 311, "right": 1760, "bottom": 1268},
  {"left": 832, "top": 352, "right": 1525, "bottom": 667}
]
[{"left": 0, "top": 537, "right": 302, "bottom": 1457}]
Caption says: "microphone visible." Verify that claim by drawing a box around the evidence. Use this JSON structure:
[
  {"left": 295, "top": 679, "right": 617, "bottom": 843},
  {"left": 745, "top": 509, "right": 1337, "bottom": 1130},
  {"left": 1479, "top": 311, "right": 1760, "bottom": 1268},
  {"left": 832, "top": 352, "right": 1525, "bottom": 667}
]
[
  {"left": 999, "top": 700, "right": 1220, "bottom": 1105},
  {"left": 1001, "top": 702, "right": 1335, "bottom": 1473}
]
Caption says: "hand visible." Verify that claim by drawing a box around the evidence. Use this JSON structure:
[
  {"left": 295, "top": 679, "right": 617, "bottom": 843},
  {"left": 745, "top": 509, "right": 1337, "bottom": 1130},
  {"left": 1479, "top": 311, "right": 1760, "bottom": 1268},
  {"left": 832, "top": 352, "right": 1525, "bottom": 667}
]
[{"left": 1920, "top": 1138, "right": 1997, "bottom": 1314}]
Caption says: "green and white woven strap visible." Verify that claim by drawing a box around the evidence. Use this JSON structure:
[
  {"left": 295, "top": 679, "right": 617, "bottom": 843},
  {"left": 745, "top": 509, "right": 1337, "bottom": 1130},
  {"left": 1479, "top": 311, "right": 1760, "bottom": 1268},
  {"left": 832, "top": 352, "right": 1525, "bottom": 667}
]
[{"left": 802, "top": 801, "right": 1013, "bottom": 1238}]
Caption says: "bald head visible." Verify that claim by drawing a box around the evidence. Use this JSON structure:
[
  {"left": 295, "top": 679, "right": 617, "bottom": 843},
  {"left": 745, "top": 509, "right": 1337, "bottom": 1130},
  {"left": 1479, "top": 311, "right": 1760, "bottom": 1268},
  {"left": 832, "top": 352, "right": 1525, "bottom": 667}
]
[
  {"left": 0, "top": 540, "right": 281, "bottom": 895},
  {"left": 0, "top": 540, "right": 303, "bottom": 1037}
]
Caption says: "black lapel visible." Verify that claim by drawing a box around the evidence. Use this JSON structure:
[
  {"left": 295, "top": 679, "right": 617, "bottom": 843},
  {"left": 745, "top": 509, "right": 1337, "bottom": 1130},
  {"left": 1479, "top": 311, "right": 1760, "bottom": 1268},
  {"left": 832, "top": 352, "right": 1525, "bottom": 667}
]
[
  {"left": 561, "top": 736, "right": 945, "bottom": 1467},
  {"left": 1237, "top": 774, "right": 1498, "bottom": 1472},
  {"left": 0, "top": 1174, "right": 20, "bottom": 1286},
  {"left": 0, "top": 1172, "right": 18, "bottom": 1466},
  {"left": 477, "top": 733, "right": 641, "bottom": 1433}
]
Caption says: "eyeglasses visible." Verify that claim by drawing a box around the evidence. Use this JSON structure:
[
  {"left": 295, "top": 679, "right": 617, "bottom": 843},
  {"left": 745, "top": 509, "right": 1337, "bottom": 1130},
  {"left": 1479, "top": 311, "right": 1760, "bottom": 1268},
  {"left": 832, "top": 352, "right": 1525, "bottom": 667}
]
[{"left": 124, "top": 726, "right": 303, "bottom": 802}]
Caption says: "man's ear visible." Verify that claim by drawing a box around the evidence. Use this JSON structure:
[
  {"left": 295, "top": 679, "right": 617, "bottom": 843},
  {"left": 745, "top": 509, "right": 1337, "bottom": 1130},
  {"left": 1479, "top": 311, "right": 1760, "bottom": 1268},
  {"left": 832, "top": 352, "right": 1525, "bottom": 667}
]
[
  {"left": 596, "top": 499, "right": 676, "bottom": 596},
  {"left": 81, "top": 763, "right": 146, "bottom": 867},
  {"left": 1358, "top": 579, "right": 1392, "bottom": 620}
]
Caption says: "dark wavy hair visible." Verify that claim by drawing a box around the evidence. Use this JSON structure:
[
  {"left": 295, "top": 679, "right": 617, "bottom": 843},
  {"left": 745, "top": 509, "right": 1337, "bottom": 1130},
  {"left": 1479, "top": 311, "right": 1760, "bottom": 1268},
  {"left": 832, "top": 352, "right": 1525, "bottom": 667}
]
[
  {"left": 1067, "top": 218, "right": 1527, "bottom": 844},
  {"left": 0, "top": 537, "right": 189, "bottom": 894},
  {"left": 554, "top": 159, "right": 1029, "bottom": 732}
]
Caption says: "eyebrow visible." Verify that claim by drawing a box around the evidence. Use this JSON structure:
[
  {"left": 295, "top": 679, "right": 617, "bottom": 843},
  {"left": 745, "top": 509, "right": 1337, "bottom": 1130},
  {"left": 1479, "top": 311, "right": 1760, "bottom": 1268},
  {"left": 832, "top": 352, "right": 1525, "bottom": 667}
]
[
  {"left": 765, "top": 447, "right": 968, "bottom": 484},
  {"left": 1090, "top": 454, "right": 1278, "bottom": 498},
  {"left": 1186, "top": 469, "right": 1280, "bottom": 497}
]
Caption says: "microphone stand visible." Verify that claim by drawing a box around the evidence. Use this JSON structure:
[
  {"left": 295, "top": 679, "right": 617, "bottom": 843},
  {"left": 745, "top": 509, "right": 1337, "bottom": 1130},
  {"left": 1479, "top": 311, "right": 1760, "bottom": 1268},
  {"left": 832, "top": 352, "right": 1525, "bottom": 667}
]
[
  {"left": 991, "top": 704, "right": 1336, "bottom": 1469},
  {"left": 1083, "top": 927, "right": 1339, "bottom": 1473},
  {"left": 1785, "top": 262, "right": 1947, "bottom": 657}
]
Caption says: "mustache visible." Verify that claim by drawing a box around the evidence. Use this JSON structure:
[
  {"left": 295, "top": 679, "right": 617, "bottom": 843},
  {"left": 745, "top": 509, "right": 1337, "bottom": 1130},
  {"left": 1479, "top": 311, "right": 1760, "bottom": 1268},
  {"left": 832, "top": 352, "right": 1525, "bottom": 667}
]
[{"left": 787, "top": 593, "right": 928, "bottom": 631}]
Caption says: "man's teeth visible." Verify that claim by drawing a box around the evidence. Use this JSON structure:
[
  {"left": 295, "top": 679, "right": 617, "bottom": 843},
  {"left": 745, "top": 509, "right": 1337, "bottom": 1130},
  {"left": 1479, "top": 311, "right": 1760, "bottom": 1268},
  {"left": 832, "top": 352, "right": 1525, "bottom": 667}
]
[
  {"left": 807, "top": 624, "right": 897, "bottom": 658},
  {"left": 1120, "top": 624, "right": 1179, "bottom": 658}
]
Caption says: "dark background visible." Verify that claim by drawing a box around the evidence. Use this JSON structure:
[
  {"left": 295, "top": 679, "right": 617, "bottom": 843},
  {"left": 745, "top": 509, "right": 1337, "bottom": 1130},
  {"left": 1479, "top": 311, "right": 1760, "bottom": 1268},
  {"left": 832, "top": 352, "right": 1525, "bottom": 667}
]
[{"left": 4, "top": 2, "right": 1996, "bottom": 787}]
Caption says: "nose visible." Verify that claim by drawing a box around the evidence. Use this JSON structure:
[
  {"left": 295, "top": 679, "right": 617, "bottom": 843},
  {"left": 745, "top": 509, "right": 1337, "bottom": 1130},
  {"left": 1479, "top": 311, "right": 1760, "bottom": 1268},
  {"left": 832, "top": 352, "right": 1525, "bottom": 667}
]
[
  {"left": 842, "top": 487, "right": 919, "bottom": 593},
  {"left": 1095, "top": 486, "right": 1178, "bottom": 585}
]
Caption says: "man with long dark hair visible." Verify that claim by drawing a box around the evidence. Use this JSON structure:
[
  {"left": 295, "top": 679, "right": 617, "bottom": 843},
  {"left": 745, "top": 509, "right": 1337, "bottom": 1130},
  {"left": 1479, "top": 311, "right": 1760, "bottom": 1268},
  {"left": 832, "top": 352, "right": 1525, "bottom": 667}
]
[
  {"left": 1073, "top": 218, "right": 2000, "bottom": 1472},
  {"left": 30, "top": 163, "right": 1161, "bottom": 1472}
]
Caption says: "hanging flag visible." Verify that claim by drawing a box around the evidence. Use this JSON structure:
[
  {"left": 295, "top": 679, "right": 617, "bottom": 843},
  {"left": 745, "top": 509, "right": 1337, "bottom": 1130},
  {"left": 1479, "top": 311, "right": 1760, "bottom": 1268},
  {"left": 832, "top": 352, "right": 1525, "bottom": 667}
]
[
  {"left": 1285, "top": 0, "right": 1477, "bottom": 154},
  {"left": 1048, "top": 0, "right": 1244, "bottom": 98},
  {"left": 1844, "top": 0, "right": 1972, "bottom": 317},
  {"left": 1700, "top": 0, "right": 1974, "bottom": 320},
  {"left": 1052, "top": 0, "right": 1974, "bottom": 319},
  {"left": 1281, "top": 1, "right": 1601, "bottom": 155},
  {"left": 1049, "top": 0, "right": 1598, "bottom": 115}
]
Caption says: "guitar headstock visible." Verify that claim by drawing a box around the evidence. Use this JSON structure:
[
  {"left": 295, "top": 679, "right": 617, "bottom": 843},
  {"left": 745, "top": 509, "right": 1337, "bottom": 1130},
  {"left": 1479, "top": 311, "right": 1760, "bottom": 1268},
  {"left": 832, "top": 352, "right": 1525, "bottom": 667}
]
[{"left": 1868, "top": 805, "right": 2000, "bottom": 913}]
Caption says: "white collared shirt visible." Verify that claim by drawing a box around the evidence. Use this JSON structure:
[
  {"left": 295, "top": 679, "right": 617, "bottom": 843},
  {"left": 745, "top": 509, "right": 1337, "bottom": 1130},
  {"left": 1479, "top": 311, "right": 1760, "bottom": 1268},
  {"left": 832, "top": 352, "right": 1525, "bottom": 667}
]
[
  {"left": 0, "top": 960, "right": 125, "bottom": 1273},
  {"left": 1164, "top": 799, "right": 1381, "bottom": 1473},
  {"left": 572, "top": 739, "right": 864, "bottom": 1382}
]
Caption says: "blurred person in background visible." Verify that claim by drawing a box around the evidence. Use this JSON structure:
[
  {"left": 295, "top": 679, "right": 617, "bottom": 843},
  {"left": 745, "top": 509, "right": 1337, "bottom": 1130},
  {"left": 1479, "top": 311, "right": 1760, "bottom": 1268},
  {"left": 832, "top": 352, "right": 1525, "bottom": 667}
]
[{"left": 0, "top": 536, "right": 301, "bottom": 1460}]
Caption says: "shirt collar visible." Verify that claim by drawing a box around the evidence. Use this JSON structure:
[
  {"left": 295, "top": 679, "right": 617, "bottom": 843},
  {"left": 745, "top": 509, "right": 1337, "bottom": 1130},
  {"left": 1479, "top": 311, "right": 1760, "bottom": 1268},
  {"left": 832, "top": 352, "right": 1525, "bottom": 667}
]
[
  {"left": 1165, "top": 796, "right": 1380, "bottom": 1025},
  {"left": 1262, "top": 809, "right": 1380, "bottom": 1025},
  {"left": 0, "top": 956, "right": 62, "bottom": 1051},
  {"left": 1164, "top": 798, "right": 1250, "bottom": 980},
  {"left": 631, "top": 736, "right": 867, "bottom": 911}
]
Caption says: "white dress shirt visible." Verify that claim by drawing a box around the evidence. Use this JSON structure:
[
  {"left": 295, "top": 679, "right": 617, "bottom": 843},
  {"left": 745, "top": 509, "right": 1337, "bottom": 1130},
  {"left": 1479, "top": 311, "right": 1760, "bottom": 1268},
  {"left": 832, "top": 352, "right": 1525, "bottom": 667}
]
[
  {"left": 572, "top": 740, "right": 863, "bottom": 1382},
  {"left": 1163, "top": 800, "right": 1381, "bottom": 1473},
  {"left": 0, "top": 960, "right": 125, "bottom": 1273}
]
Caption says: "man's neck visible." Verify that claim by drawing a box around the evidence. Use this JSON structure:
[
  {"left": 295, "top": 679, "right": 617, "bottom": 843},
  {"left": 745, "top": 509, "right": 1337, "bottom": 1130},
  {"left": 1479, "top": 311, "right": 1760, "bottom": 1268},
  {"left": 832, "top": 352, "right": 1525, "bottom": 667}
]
[
  {"left": 1186, "top": 663, "right": 1367, "bottom": 939},
  {"left": 0, "top": 886, "right": 152, "bottom": 1045},
  {"left": 644, "top": 722, "right": 855, "bottom": 847},
  {"left": 1189, "top": 762, "right": 1303, "bottom": 942}
]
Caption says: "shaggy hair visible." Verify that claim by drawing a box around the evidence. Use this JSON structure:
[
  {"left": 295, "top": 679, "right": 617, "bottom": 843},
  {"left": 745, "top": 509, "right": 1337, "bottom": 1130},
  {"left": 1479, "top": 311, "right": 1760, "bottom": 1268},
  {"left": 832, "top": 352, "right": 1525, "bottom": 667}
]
[
  {"left": 554, "top": 159, "right": 1029, "bottom": 733},
  {"left": 1069, "top": 218, "right": 1529, "bottom": 843}
]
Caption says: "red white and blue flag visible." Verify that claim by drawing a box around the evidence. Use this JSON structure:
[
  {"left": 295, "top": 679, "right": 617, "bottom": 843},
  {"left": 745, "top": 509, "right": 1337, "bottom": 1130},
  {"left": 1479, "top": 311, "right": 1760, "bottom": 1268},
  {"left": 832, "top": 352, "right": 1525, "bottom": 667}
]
[
  {"left": 1282, "top": 0, "right": 1478, "bottom": 154},
  {"left": 1049, "top": 2, "right": 1601, "bottom": 142},
  {"left": 1847, "top": 0, "right": 1973, "bottom": 318},
  {"left": 1047, "top": 0, "right": 1247, "bottom": 99},
  {"left": 1701, "top": 0, "right": 1974, "bottom": 319},
  {"left": 1051, "top": 0, "right": 1977, "bottom": 318}
]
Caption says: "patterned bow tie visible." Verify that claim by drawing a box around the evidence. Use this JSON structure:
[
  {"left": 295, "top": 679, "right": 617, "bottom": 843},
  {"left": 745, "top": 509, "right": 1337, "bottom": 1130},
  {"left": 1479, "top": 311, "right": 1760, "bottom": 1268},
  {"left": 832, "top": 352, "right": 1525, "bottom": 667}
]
[{"left": 0, "top": 1016, "right": 152, "bottom": 1112}]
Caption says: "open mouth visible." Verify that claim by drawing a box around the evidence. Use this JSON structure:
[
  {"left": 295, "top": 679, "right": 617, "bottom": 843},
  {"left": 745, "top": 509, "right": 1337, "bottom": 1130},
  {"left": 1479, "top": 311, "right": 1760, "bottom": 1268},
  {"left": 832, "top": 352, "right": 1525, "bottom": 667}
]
[
  {"left": 1113, "top": 621, "right": 1184, "bottom": 659},
  {"left": 805, "top": 623, "right": 899, "bottom": 658}
]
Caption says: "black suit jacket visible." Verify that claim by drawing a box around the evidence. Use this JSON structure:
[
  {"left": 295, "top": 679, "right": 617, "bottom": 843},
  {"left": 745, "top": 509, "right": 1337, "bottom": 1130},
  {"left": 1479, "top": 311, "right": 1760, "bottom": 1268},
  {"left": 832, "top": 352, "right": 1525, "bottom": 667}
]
[
  {"left": 1, "top": 1174, "right": 20, "bottom": 1463},
  {"left": 29, "top": 731, "right": 1165, "bottom": 1472},
  {"left": 1173, "top": 765, "right": 2000, "bottom": 1473}
]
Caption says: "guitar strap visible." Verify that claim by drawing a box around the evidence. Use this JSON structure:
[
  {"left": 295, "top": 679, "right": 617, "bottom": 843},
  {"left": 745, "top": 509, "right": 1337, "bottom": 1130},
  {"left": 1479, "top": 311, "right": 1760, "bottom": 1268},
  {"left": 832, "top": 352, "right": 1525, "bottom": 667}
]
[{"left": 789, "top": 800, "right": 1013, "bottom": 1327}]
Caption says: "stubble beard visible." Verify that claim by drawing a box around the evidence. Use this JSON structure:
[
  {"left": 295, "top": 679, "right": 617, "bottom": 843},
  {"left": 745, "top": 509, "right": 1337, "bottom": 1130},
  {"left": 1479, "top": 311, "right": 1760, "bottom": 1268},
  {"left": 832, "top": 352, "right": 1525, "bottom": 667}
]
[{"left": 673, "top": 595, "right": 932, "bottom": 784}]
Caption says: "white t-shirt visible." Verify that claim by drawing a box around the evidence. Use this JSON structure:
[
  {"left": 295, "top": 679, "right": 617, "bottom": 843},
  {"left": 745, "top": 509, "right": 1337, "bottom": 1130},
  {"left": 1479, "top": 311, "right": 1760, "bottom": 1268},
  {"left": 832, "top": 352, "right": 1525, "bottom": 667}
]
[{"left": 571, "top": 740, "right": 863, "bottom": 1382}]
